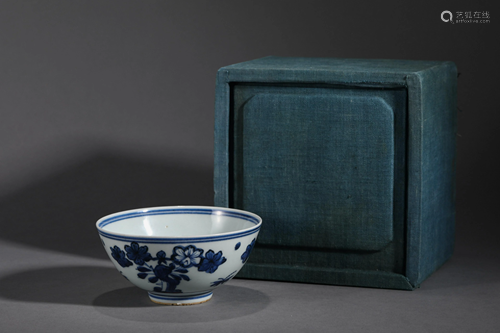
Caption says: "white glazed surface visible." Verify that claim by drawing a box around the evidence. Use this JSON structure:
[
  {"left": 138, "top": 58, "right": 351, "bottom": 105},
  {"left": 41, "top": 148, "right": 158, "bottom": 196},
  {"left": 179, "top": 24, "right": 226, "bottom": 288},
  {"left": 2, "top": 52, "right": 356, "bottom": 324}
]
[{"left": 96, "top": 206, "right": 261, "bottom": 303}]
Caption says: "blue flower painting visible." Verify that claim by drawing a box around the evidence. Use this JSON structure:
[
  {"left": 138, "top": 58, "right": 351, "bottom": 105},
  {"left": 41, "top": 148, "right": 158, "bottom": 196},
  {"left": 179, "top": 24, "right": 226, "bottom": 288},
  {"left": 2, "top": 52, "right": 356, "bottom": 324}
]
[
  {"left": 111, "top": 246, "right": 133, "bottom": 268},
  {"left": 172, "top": 245, "right": 203, "bottom": 268},
  {"left": 198, "top": 250, "right": 227, "bottom": 274},
  {"left": 241, "top": 238, "right": 256, "bottom": 263},
  {"left": 125, "top": 242, "right": 153, "bottom": 265},
  {"left": 110, "top": 242, "right": 227, "bottom": 293}
]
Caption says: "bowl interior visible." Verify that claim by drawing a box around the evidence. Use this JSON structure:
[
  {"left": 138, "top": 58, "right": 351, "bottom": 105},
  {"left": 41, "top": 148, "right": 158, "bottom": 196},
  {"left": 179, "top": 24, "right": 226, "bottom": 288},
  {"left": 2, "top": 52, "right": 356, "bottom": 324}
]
[{"left": 99, "top": 208, "right": 258, "bottom": 237}]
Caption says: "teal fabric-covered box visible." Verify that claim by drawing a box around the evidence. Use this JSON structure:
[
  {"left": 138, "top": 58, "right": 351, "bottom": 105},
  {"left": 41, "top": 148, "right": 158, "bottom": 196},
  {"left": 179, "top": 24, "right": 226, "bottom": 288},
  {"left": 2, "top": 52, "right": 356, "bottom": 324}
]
[{"left": 214, "top": 56, "right": 457, "bottom": 290}]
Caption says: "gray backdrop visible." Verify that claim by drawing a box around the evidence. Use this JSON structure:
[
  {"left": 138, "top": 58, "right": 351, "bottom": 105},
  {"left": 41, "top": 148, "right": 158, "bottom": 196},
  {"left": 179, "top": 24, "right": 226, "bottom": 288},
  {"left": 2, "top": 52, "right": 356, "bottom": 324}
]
[{"left": 1, "top": 1, "right": 499, "bottom": 332}]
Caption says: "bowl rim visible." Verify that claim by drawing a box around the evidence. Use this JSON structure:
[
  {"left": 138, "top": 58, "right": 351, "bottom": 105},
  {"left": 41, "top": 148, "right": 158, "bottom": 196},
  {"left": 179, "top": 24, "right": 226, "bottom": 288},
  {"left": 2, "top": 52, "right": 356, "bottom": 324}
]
[{"left": 96, "top": 205, "right": 262, "bottom": 243}]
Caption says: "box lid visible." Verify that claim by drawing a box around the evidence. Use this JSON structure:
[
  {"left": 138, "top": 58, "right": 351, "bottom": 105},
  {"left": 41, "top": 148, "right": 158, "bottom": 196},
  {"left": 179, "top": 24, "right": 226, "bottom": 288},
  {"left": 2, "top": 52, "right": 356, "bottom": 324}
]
[{"left": 217, "top": 56, "right": 453, "bottom": 86}]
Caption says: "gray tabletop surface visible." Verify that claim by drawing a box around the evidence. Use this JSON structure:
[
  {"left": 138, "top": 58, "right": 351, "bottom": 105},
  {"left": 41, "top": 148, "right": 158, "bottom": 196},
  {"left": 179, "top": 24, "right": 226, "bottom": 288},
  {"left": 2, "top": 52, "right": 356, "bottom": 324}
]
[{"left": 1, "top": 236, "right": 499, "bottom": 333}]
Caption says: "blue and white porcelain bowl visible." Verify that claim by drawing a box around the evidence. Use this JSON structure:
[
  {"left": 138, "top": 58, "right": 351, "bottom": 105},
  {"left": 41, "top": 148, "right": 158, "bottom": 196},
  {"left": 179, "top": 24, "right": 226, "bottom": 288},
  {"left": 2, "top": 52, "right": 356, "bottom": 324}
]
[{"left": 96, "top": 206, "right": 261, "bottom": 305}]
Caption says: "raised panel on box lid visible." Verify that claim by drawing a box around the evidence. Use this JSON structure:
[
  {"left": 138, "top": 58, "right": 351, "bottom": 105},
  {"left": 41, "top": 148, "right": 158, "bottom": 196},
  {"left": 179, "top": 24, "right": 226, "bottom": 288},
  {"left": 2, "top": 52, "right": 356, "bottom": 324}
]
[{"left": 231, "top": 84, "right": 407, "bottom": 253}]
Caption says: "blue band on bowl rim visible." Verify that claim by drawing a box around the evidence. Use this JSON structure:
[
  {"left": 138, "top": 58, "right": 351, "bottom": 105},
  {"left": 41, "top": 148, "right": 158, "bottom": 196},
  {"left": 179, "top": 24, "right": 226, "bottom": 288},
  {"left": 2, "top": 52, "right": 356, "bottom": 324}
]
[{"left": 96, "top": 206, "right": 262, "bottom": 244}]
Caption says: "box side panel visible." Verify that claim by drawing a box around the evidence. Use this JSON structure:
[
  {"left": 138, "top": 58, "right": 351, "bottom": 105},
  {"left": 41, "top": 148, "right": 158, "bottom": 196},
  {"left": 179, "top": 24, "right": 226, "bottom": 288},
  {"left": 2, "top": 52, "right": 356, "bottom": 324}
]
[
  {"left": 405, "top": 63, "right": 457, "bottom": 286},
  {"left": 214, "top": 69, "right": 231, "bottom": 207},
  {"left": 405, "top": 75, "right": 423, "bottom": 286},
  {"left": 416, "top": 63, "right": 457, "bottom": 285}
]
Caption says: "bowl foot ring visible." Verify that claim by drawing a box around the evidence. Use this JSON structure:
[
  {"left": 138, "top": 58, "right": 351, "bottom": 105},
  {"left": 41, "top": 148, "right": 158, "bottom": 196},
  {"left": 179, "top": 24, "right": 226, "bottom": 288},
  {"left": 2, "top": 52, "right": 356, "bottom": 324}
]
[{"left": 148, "top": 291, "right": 213, "bottom": 306}]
